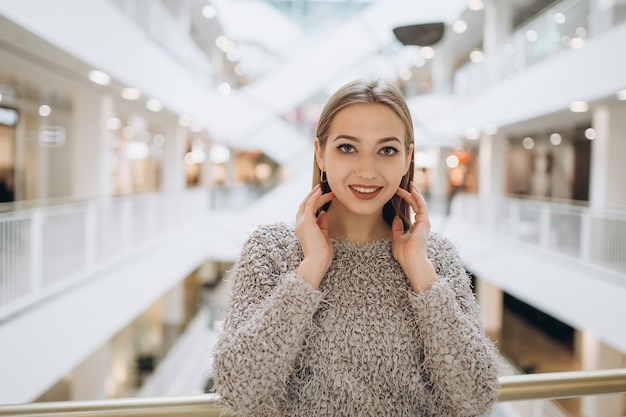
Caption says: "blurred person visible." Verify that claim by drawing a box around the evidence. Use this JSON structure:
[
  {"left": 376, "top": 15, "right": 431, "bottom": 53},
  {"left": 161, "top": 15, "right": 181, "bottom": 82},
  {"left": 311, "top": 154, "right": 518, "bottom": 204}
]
[{"left": 211, "top": 79, "right": 499, "bottom": 416}]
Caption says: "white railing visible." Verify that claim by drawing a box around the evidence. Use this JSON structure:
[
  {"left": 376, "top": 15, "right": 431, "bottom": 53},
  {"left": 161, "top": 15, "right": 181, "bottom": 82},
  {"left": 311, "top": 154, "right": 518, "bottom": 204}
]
[
  {"left": 0, "top": 188, "right": 210, "bottom": 322},
  {"left": 455, "top": 0, "right": 626, "bottom": 97},
  {"left": 450, "top": 193, "right": 626, "bottom": 280}
]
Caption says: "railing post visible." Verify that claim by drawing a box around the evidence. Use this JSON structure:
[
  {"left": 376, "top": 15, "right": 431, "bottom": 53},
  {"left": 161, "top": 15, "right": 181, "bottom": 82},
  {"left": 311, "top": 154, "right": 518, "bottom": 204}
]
[
  {"left": 84, "top": 202, "right": 97, "bottom": 270},
  {"left": 509, "top": 199, "right": 520, "bottom": 240},
  {"left": 539, "top": 203, "right": 551, "bottom": 249},
  {"left": 579, "top": 208, "right": 592, "bottom": 264},
  {"left": 29, "top": 208, "right": 43, "bottom": 297}
]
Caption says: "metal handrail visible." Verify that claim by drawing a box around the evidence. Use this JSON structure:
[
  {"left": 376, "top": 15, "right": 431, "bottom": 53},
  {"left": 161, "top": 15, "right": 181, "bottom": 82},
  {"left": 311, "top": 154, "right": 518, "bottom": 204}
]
[
  {"left": 0, "top": 369, "right": 624, "bottom": 416},
  {"left": 499, "top": 368, "right": 626, "bottom": 401}
]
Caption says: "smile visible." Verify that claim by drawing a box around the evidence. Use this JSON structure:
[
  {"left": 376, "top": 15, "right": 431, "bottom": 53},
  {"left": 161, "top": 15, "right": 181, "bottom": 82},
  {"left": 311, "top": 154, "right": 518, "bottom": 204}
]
[{"left": 349, "top": 185, "right": 383, "bottom": 200}]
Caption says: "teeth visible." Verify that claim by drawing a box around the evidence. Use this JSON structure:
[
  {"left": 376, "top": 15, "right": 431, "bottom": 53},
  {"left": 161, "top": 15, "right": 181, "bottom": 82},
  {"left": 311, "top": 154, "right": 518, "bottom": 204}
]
[{"left": 352, "top": 186, "right": 379, "bottom": 194}]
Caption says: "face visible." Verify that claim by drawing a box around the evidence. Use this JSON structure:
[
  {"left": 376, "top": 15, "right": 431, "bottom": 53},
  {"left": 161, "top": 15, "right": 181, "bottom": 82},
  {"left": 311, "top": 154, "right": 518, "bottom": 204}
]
[{"left": 315, "top": 103, "right": 413, "bottom": 219}]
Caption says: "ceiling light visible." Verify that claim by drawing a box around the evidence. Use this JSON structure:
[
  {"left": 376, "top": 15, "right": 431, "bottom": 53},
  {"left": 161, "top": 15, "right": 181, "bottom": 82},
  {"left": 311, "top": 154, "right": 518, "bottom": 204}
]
[
  {"left": 202, "top": 5, "right": 216, "bottom": 19},
  {"left": 215, "top": 36, "right": 229, "bottom": 49},
  {"left": 152, "top": 134, "right": 165, "bottom": 147},
  {"left": 226, "top": 51, "right": 240, "bottom": 62},
  {"left": 420, "top": 46, "right": 435, "bottom": 59},
  {"left": 399, "top": 68, "right": 412, "bottom": 81},
  {"left": 561, "top": 36, "right": 571, "bottom": 46},
  {"left": 190, "top": 122, "right": 204, "bottom": 133},
  {"left": 465, "top": 127, "right": 480, "bottom": 140},
  {"left": 484, "top": 123, "right": 498, "bottom": 135},
  {"left": 121, "top": 87, "right": 141, "bottom": 100},
  {"left": 570, "top": 37, "right": 585, "bottom": 49},
  {"left": 218, "top": 82, "right": 231, "bottom": 96},
  {"left": 569, "top": 101, "right": 588, "bottom": 112},
  {"left": 550, "top": 133, "right": 562, "bottom": 145},
  {"left": 146, "top": 98, "right": 162, "bottom": 112},
  {"left": 210, "top": 145, "right": 231, "bottom": 164},
  {"left": 123, "top": 126, "right": 136, "bottom": 139},
  {"left": 526, "top": 30, "right": 538, "bottom": 42},
  {"left": 88, "top": 70, "right": 111, "bottom": 86},
  {"left": 234, "top": 63, "right": 247, "bottom": 76},
  {"left": 584, "top": 128, "right": 597, "bottom": 140},
  {"left": 554, "top": 13, "right": 566, "bottom": 24},
  {"left": 0, "top": 93, "right": 3, "bottom": 102},
  {"left": 38, "top": 105, "right": 51, "bottom": 117},
  {"left": 126, "top": 141, "right": 149, "bottom": 160},
  {"left": 617, "top": 89, "right": 626, "bottom": 100},
  {"left": 446, "top": 154, "right": 459, "bottom": 168},
  {"left": 452, "top": 20, "right": 467, "bottom": 34},
  {"left": 522, "top": 137, "right": 534, "bottom": 149},
  {"left": 178, "top": 114, "right": 192, "bottom": 127},
  {"left": 468, "top": 0, "right": 484, "bottom": 11},
  {"left": 469, "top": 49, "right": 484, "bottom": 63},
  {"left": 107, "top": 117, "right": 122, "bottom": 130}
]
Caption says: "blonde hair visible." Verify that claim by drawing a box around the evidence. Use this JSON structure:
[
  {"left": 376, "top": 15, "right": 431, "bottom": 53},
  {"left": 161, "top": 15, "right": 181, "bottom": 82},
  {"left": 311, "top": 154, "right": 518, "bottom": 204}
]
[{"left": 313, "top": 79, "right": 415, "bottom": 231}]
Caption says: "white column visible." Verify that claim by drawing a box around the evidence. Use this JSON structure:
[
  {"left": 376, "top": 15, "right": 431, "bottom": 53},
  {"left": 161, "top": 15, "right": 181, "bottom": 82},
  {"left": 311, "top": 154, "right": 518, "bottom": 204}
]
[
  {"left": 161, "top": 125, "right": 187, "bottom": 192},
  {"left": 431, "top": 147, "right": 451, "bottom": 214},
  {"left": 580, "top": 332, "right": 622, "bottom": 417},
  {"left": 476, "top": 277, "right": 503, "bottom": 340},
  {"left": 483, "top": 0, "right": 514, "bottom": 82},
  {"left": 589, "top": 104, "right": 626, "bottom": 208},
  {"left": 70, "top": 345, "right": 109, "bottom": 400},
  {"left": 478, "top": 132, "right": 506, "bottom": 199},
  {"left": 431, "top": 43, "right": 453, "bottom": 94},
  {"left": 162, "top": 284, "right": 185, "bottom": 349},
  {"left": 71, "top": 91, "right": 113, "bottom": 199}
]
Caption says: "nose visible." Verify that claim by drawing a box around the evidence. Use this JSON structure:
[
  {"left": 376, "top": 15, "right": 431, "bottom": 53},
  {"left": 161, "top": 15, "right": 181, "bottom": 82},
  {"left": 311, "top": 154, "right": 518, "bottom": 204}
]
[{"left": 355, "top": 154, "right": 377, "bottom": 179}]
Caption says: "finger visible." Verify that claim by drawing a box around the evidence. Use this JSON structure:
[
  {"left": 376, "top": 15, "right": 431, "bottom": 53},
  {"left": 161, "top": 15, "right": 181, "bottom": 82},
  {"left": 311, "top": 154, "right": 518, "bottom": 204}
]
[
  {"left": 316, "top": 191, "right": 335, "bottom": 211},
  {"left": 391, "top": 215, "right": 405, "bottom": 240},
  {"left": 410, "top": 184, "right": 429, "bottom": 219},
  {"left": 298, "top": 185, "right": 322, "bottom": 217},
  {"left": 296, "top": 186, "right": 322, "bottom": 221},
  {"left": 396, "top": 186, "right": 418, "bottom": 214},
  {"left": 317, "top": 210, "right": 329, "bottom": 237},
  {"left": 303, "top": 189, "right": 333, "bottom": 219}
]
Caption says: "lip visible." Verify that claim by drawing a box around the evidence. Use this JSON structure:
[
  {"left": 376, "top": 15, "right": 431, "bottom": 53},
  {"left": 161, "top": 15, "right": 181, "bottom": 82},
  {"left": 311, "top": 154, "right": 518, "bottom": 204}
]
[{"left": 349, "top": 185, "right": 383, "bottom": 200}]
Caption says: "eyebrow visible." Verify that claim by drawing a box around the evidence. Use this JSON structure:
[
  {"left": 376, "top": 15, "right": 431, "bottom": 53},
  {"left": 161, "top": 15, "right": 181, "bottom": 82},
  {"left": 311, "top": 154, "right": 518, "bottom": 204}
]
[{"left": 332, "top": 134, "right": 402, "bottom": 145}]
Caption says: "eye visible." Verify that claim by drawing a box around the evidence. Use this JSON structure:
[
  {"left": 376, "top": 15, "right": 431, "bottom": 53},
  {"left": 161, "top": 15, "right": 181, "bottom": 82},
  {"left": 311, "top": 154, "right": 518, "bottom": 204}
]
[
  {"left": 379, "top": 146, "right": 399, "bottom": 156},
  {"left": 337, "top": 144, "right": 355, "bottom": 154}
]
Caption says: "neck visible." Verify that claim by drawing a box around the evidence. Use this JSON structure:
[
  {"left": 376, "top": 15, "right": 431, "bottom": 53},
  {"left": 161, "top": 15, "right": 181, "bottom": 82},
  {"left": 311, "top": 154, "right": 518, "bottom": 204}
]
[{"left": 326, "top": 204, "right": 390, "bottom": 242}]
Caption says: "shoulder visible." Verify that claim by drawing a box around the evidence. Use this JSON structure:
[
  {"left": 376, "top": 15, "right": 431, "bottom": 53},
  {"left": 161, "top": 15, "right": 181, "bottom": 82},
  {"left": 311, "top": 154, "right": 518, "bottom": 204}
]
[
  {"left": 239, "top": 222, "right": 299, "bottom": 262},
  {"left": 426, "top": 231, "right": 460, "bottom": 259},
  {"left": 244, "top": 222, "right": 296, "bottom": 248},
  {"left": 426, "top": 232, "right": 466, "bottom": 279}
]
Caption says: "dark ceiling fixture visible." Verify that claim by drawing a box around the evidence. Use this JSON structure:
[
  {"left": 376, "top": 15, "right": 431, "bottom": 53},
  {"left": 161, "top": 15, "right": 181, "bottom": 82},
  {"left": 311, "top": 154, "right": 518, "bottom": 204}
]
[{"left": 392, "top": 22, "right": 445, "bottom": 46}]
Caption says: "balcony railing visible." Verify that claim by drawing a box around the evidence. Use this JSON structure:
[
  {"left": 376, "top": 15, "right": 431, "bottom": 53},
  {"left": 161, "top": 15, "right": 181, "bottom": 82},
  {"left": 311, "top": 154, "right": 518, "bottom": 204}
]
[
  {"left": 450, "top": 193, "right": 626, "bottom": 281},
  {"left": 0, "top": 188, "right": 210, "bottom": 322},
  {"left": 0, "top": 368, "right": 624, "bottom": 416},
  {"left": 455, "top": 0, "right": 626, "bottom": 98}
]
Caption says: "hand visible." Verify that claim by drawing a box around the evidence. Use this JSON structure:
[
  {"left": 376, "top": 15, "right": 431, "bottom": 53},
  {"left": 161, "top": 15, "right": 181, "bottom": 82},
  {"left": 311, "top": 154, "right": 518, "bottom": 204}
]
[
  {"left": 391, "top": 183, "right": 437, "bottom": 293},
  {"left": 295, "top": 185, "right": 335, "bottom": 289}
]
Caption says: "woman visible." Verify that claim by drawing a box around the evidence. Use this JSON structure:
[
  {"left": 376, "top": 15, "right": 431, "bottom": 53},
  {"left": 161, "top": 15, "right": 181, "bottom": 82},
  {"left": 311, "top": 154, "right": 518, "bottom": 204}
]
[{"left": 212, "top": 79, "right": 500, "bottom": 416}]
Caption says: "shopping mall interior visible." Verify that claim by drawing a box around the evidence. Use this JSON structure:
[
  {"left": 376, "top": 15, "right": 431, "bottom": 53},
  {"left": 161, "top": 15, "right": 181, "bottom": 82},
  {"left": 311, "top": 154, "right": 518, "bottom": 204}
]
[{"left": 0, "top": 0, "right": 625, "bottom": 416}]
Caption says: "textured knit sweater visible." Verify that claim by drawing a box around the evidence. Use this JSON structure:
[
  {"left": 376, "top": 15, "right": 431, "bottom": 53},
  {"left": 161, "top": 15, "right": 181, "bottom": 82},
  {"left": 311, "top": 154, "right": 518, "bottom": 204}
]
[{"left": 212, "top": 222, "right": 500, "bottom": 417}]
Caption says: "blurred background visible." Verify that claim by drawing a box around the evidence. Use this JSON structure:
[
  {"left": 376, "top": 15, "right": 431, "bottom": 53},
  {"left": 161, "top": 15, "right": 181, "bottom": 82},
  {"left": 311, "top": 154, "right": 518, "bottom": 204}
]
[{"left": 0, "top": 0, "right": 625, "bottom": 416}]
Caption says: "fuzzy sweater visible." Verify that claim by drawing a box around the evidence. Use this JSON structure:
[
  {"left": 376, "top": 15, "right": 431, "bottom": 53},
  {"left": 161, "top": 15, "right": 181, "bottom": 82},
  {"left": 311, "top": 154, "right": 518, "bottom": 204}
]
[{"left": 212, "top": 222, "right": 500, "bottom": 417}]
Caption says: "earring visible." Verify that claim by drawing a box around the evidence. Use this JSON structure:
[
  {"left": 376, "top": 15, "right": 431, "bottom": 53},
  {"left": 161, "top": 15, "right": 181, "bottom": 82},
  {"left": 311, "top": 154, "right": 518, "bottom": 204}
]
[{"left": 320, "top": 170, "right": 328, "bottom": 183}]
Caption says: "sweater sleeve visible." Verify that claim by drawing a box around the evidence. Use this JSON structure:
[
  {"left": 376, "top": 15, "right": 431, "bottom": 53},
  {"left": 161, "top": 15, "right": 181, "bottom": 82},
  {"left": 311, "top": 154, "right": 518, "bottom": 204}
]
[
  {"left": 407, "top": 233, "right": 500, "bottom": 417},
  {"left": 211, "top": 224, "right": 322, "bottom": 416}
]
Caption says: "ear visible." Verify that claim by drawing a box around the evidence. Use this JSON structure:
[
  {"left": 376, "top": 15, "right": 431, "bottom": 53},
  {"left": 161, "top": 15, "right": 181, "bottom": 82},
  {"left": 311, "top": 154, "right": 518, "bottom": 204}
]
[
  {"left": 314, "top": 137, "right": 325, "bottom": 171},
  {"left": 404, "top": 143, "right": 414, "bottom": 175}
]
